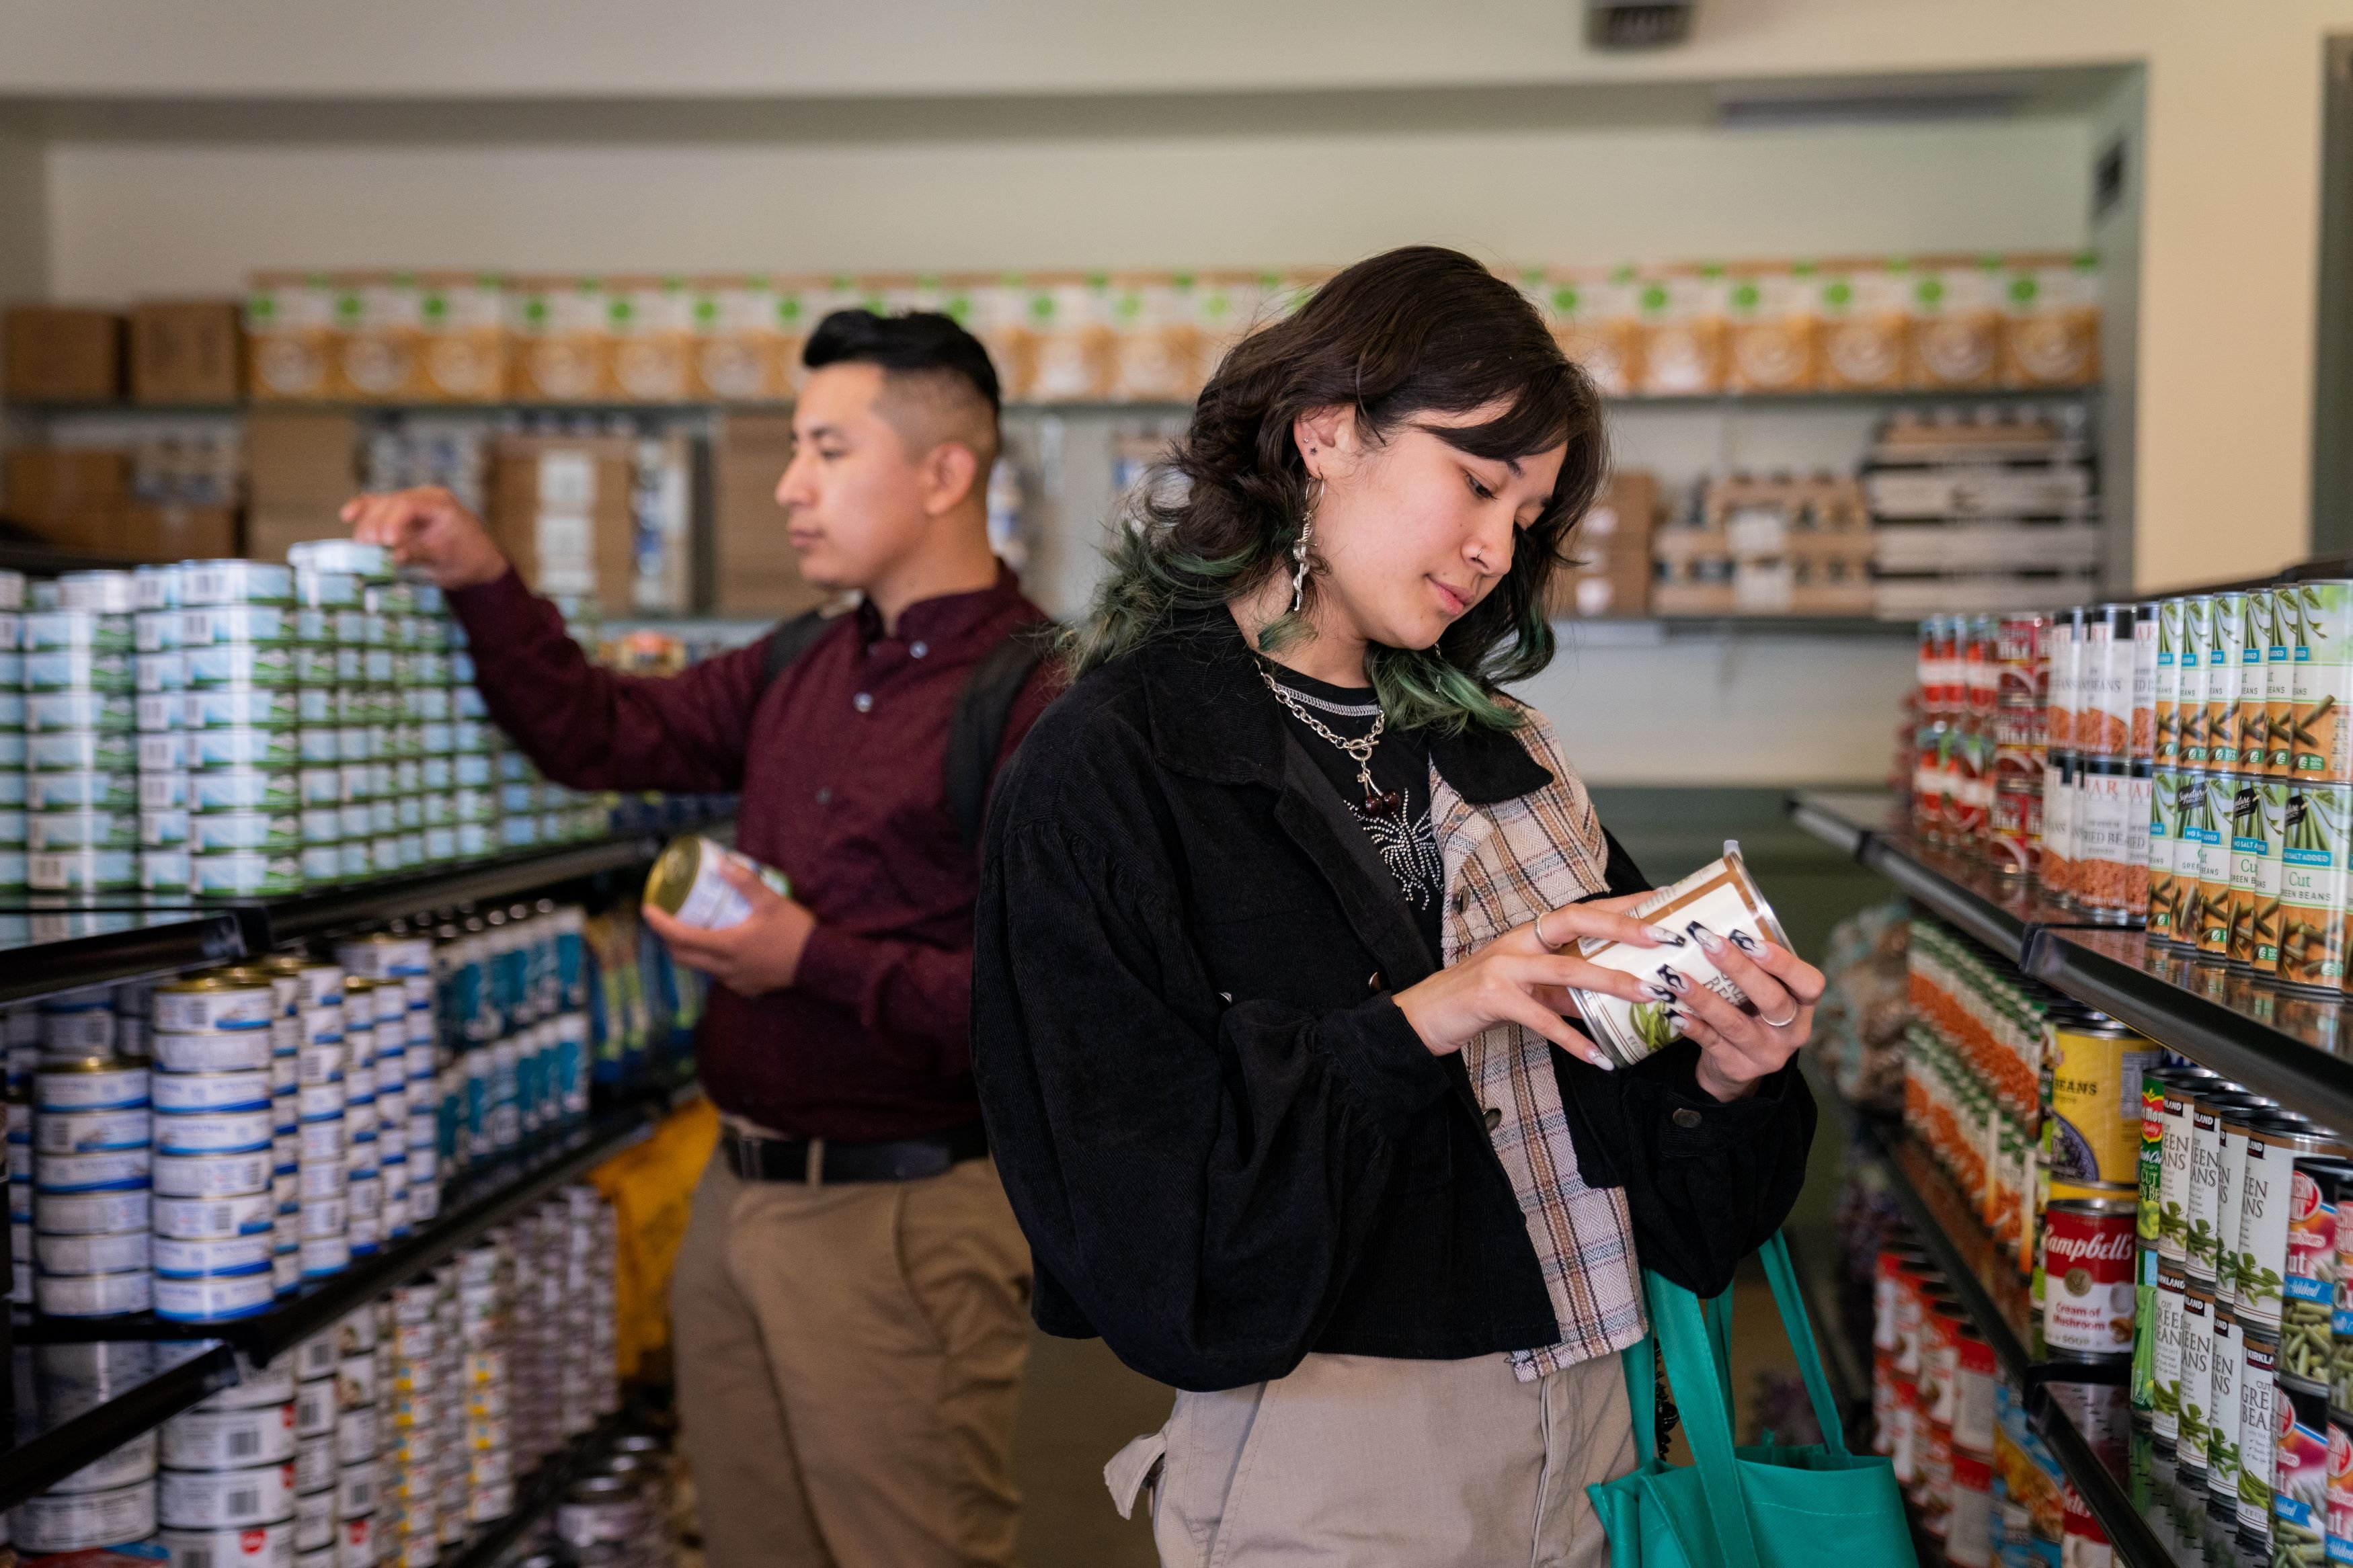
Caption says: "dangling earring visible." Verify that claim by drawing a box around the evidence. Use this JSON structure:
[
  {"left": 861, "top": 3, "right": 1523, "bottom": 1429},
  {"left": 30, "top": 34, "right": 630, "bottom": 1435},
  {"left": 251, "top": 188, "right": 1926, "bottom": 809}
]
[{"left": 1290, "top": 476, "right": 1323, "bottom": 615}]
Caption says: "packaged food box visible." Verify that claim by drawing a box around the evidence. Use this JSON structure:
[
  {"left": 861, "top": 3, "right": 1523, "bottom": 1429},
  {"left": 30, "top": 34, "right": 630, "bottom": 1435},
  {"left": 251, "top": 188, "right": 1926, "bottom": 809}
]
[
  {"left": 507, "top": 278, "right": 612, "bottom": 403},
  {"left": 1107, "top": 273, "right": 1207, "bottom": 403},
  {"left": 1724, "top": 263, "right": 1817, "bottom": 393},
  {"left": 2000, "top": 252, "right": 2102, "bottom": 389},
  {"left": 1908, "top": 257, "right": 2005, "bottom": 390},
  {"left": 246, "top": 274, "right": 338, "bottom": 403},
  {"left": 606, "top": 276, "right": 693, "bottom": 403},
  {"left": 1632, "top": 265, "right": 1728, "bottom": 397},
  {"left": 686, "top": 276, "right": 785, "bottom": 403},
  {"left": 330, "top": 274, "right": 428, "bottom": 402},
  {"left": 1531, "top": 267, "right": 1640, "bottom": 399},
  {"left": 1813, "top": 260, "right": 1912, "bottom": 391},
  {"left": 1568, "top": 844, "right": 1790, "bottom": 1067},
  {"left": 417, "top": 273, "right": 508, "bottom": 402}
]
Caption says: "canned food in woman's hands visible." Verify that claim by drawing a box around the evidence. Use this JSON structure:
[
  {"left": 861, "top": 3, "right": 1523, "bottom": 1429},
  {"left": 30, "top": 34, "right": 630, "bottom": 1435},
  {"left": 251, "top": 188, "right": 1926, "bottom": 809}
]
[{"left": 1567, "top": 845, "right": 1790, "bottom": 1069}]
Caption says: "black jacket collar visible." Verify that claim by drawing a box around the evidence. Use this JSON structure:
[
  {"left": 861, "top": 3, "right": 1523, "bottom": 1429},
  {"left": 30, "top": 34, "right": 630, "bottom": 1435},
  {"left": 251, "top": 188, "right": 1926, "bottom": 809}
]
[{"left": 1138, "top": 611, "right": 1554, "bottom": 807}]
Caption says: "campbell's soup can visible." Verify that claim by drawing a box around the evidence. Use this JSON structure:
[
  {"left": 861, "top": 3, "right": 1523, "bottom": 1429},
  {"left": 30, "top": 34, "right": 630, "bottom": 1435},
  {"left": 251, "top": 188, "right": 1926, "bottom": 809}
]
[
  {"left": 2044, "top": 1012, "right": 2158, "bottom": 1200},
  {"left": 2046, "top": 1197, "right": 2139, "bottom": 1362}
]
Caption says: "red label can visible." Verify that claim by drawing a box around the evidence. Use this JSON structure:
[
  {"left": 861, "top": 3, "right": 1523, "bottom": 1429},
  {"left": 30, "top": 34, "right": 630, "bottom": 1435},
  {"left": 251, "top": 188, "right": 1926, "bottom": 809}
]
[
  {"left": 2040, "top": 1197, "right": 2138, "bottom": 1358},
  {"left": 1991, "top": 780, "right": 2042, "bottom": 878}
]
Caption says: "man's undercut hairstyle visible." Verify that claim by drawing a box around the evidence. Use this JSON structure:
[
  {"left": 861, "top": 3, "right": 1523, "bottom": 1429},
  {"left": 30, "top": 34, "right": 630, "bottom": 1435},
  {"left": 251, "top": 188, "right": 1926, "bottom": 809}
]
[{"left": 803, "top": 309, "right": 1004, "bottom": 473}]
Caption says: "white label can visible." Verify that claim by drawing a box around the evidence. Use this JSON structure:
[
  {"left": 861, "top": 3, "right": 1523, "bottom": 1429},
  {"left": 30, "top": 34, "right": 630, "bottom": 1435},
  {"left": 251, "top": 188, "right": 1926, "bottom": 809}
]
[
  {"left": 153, "top": 1030, "right": 274, "bottom": 1073},
  {"left": 156, "top": 1270, "right": 277, "bottom": 1323},
  {"left": 295, "top": 1377, "right": 337, "bottom": 1436},
  {"left": 296, "top": 1486, "right": 335, "bottom": 1549},
  {"left": 335, "top": 1406, "right": 376, "bottom": 1467},
  {"left": 163, "top": 1403, "right": 300, "bottom": 1469},
  {"left": 155, "top": 1149, "right": 272, "bottom": 1197},
  {"left": 156, "top": 1108, "right": 275, "bottom": 1155},
  {"left": 34, "top": 1229, "right": 150, "bottom": 1276},
  {"left": 161, "top": 1521, "right": 296, "bottom": 1568},
  {"left": 154, "top": 1070, "right": 273, "bottom": 1114},
  {"left": 34, "top": 1106, "right": 152, "bottom": 1154},
  {"left": 158, "top": 1460, "right": 298, "bottom": 1528},
  {"left": 337, "top": 1459, "right": 376, "bottom": 1519},
  {"left": 154, "top": 1233, "right": 276, "bottom": 1278},
  {"left": 34, "top": 1146, "right": 153, "bottom": 1192},
  {"left": 48, "top": 1427, "right": 157, "bottom": 1494},
  {"left": 301, "top": 1233, "right": 352, "bottom": 1278},
  {"left": 36, "top": 1267, "right": 154, "bottom": 1317},
  {"left": 10, "top": 1477, "right": 159, "bottom": 1551},
  {"left": 295, "top": 1434, "right": 336, "bottom": 1498}
]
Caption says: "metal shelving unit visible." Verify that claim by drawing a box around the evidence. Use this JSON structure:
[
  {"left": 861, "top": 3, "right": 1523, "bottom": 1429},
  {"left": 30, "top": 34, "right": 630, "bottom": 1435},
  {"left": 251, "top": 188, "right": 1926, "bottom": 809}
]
[{"left": 0, "top": 1341, "right": 240, "bottom": 1510}]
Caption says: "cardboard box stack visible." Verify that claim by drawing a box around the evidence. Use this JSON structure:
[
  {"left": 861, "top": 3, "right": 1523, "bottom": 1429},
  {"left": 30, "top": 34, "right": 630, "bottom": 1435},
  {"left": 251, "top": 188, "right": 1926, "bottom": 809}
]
[
  {"left": 1866, "top": 407, "right": 2101, "bottom": 616},
  {"left": 129, "top": 302, "right": 243, "bottom": 404},
  {"left": 1549, "top": 471, "right": 1658, "bottom": 619},
  {"left": 2, "top": 448, "right": 130, "bottom": 550},
  {"left": 489, "top": 435, "right": 639, "bottom": 608},
  {"left": 3, "top": 308, "right": 123, "bottom": 403},
  {"left": 245, "top": 411, "right": 359, "bottom": 561},
  {"left": 1652, "top": 471, "right": 1875, "bottom": 617},
  {"left": 713, "top": 414, "right": 830, "bottom": 618}
]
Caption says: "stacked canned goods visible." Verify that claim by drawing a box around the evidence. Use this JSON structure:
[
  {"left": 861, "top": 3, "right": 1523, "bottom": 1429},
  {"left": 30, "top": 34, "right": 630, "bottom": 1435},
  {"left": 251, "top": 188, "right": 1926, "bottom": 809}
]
[
  {"left": 338, "top": 932, "right": 440, "bottom": 1236},
  {"left": 148, "top": 968, "right": 281, "bottom": 1321},
  {"left": 30, "top": 1001, "right": 155, "bottom": 1317},
  {"left": 26, "top": 571, "right": 141, "bottom": 893},
  {"left": 2039, "top": 601, "right": 2160, "bottom": 924},
  {"left": 134, "top": 561, "right": 194, "bottom": 895},
  {"left": 0, "top": 570, "right": 30, "bottom": 893},
  {"left": 432, "top": 904, "right": 590, "bottom": 1175},
  {"left": 1910, "top": 614, "right": 2061, "bottom": 879},
  {"left": 161, "top": 1352, "right": 301, "bottom": 1565}
]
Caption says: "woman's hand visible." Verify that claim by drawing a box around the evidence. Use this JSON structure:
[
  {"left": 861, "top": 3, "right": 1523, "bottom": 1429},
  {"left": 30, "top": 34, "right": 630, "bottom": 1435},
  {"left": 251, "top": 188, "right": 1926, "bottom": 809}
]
[
  {"left": 1665, "top": 926, "right": 1827, "bottom": 1103},
  {"left": 1393, "top": 901, "right": 1685, "bottom": 1069}
]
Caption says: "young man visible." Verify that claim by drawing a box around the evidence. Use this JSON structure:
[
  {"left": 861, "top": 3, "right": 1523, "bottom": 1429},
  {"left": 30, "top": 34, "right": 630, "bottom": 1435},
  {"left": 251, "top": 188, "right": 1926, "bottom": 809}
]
[{"left": 342, "top": 311, "right": 1054, "bottom": 1568}]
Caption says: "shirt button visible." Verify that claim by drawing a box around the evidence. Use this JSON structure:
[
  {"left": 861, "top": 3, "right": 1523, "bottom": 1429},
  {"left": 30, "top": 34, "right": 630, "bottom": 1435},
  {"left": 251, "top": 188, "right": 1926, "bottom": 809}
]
[
  {"left": 1366, "top": 971, "right": 1382, "bottom": 992},
  {"left": 815, "top": 788, "right": 832, "bottom": 805},
  {"left": 1451, "top": 890, "right": 1469, "bottom": 915},
  {"left": 1671, "top": 1108, "right": 1703, "bottom": 1130},
  {"left": 910, "top": 641, "right": 929, "bottom": 659},
  {"left": 1482, "top": 1107, "right": 1503, "bottom": 1132},
  {"left": 852, "top": 692, "right": 874, "bottom": 714}
]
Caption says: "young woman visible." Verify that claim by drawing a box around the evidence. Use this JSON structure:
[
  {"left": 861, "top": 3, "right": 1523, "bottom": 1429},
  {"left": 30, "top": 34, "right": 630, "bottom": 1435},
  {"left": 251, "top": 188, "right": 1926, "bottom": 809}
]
[{"left": 972, "top": 247, "right": 1821, "bottom": 1566}]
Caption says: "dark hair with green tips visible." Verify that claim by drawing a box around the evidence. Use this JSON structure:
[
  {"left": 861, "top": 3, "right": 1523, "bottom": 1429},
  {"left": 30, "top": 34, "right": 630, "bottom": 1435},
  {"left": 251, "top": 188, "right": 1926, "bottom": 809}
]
[{"left": 1065, "top": 245, "right": 1608, "bottom": 734}]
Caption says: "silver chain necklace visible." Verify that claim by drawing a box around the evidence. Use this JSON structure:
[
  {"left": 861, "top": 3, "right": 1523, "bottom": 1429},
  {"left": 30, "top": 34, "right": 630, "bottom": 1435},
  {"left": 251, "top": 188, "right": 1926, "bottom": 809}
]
[{"left": 1257, "top": 665, "right": 1399, "bottom": 813}]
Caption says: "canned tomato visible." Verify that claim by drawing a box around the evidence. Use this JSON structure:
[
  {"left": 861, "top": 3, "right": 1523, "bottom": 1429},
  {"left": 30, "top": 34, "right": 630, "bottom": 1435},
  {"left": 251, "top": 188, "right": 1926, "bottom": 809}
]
[
  {"left": 194, "top": 852, "right": 304, "bottom": 897},
  {"left": 35, "top": 1106, "right": 152, "bottom": 1154},
  {"left": 36, "top": 1267, "right": 153, "bottom": 1316},
  {"left": 157, "top": 1270, "right": 277, "bottom": 1322},
  {"left": 165, "top": 1403, "right": 299, "bottom": 1469},
  {"left": 160, "top": 1523, "right": 296, "bottom": 1568},
  {"left": 155, "top": 1190, "right": 275, "bottom": 1241},
  {"left": 2045, "top": 1196, "right": 2139, "bottom": 1360},
  {"left": 159, "top": 1460, "right": 298, "bottom": 1528},
  {"left": 39, "top": 1188, "right": 149, "bottom": 1235},
  {"left": 2242, "top": 1120, "right": 2347, "bottom": 1330},
  {"left": 10, "top": 1477, "right": 158, "bottom": 1551},
  {"left": 2190, "top": 1090, "right": 2271, "bottom": 1284},
  {"left": 155, "top": 1149, "right": 271, "bottom": 1198}
]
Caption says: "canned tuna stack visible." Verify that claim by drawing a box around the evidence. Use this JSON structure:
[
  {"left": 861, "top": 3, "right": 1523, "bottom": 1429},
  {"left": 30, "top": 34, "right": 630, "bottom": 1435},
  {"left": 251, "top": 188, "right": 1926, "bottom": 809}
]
[
  {"left": 456, "top": 1237, "right": 516, "bottom": 1524},
  {"left": 341, "top": 976, "right": 397, "bottom": 1260},
  {"left": 294, "top": 968, "right": 352, "bottom": 1282},
  {"left": 31, "top": 1039, "right": 153, "bottom": 1318},
  {"left": 159, "top": 1352, "right": 301, "bottom": 1568},
  {"left": 337, "top": 933, "right": 438, "bottom": 1240},
  {"left": 389, "top": 1276, "right": 444, "bottom": 1568},
  {"left": 507, "top": 1207, "right": 561, "bottom": 1473},
  {"left": 147, "top": 969, "right": 280, "bottom": 1322},
  {"left": 5, "top": 1343, "right": 194, "bottom": 1557},
  {"left": 339, "top": 1305, "right": 386, "bottom": 1568},
  {"left": 0, "top": 579, "right": 28, "bottom": 897},
  {"left": 134, "top": 565, "right": 194, "bottom": 896},
  {"left": 181, "top": 560, "right": 305, "bottom": 897},
  {"left": 569, "top": 1184, "right": 621, "bottom": 1425},
  {"left": 26, "top": 573, "right": 141, "bottom": 896},
  {"left": 434, "top": 1270, "right": 467, "bottom": 1553}
]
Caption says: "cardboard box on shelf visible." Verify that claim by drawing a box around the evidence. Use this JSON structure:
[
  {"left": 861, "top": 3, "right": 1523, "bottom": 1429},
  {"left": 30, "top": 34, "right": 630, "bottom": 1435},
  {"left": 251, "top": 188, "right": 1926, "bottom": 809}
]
[
  {"left": 1907, "top": 257, "right": 2005, "bottom": 390},
  {"left": 329, "top": 274, "right": 429, "bottom": 402},
  {"left": 1814, "top": 261, "right": 1912, "bottom": 391},
  {"left": 608, "top": 277, "right": 695, "bottom": 403},
  {"left": 1632, "top": 267, "right": 1728, "bottom": 397},
  {"left": 130, "top": 302, "right": 243, "bottom": 404},
  {"left": 688, "top": 276, "right": 787, "bottom": 403},
  {"left": 4, "top": 448, "right": 131, "bottom": 524},
  {"left": 246, "top": 411, "right": 360, "bottom": 509},
  {"left": 1550, "top": 470, "right": 1659, "bottom": 619},
  {"left": 713, "top": 413, "right": 829, "bottom": 617},
  {"left": 489, "top": 434, "right": 637, "bottom": 608},
  {"left": 2000, "top": 253, "right": 2102, "bottom": 389},
  {"left": 3, "top": 308, "right": 124, "bottom": 403},
  {"left": 508, "top": 277, "right": 613, "bottom": 402},
  {"left": 1723, "top": 265, "right": 1817, "bottom": 393},
  {"left": 120, "top": 503, "right": 238, "bottom": 560}
]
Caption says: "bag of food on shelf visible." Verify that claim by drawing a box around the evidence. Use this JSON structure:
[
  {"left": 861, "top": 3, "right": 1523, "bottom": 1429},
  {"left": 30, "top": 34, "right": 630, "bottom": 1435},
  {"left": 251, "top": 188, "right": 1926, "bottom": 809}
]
[
  {"left": 606, "top": 276, "right": 694, "bottom": 403},
  {"left": 246, "top": 271, "right": 337, "bottom": 401},
  {"left": 1812, "top": 259, "right": 1912, "bottom": 391},
  {"left": 329, "top": 272, "right": 428, "bottom": 403},
  {"left": 1531, "top": 266, "right": 1640, "bottom": 399},
  {"left": 686, "top": 275, "right": 785, "bottom": 403},
  {"left": 1632, "top": 264, "right": 1729, "bottom": 397},
  {"left": 1108, "top": 273, "right": 1207, "bottom": 403},
  {"left": 1724, "top": 261, "right": 1819, "bottom": 393},
  {"left": 1021, "top": 273, "right": 1118, "bottom": 403},
  {"left": 417, "top": 271, "right": 509, "bottom": 402},
  {"left": 2000, "top": 251, "right": 2102, "bottom": 389},
  {"left": 508, "top": 276, "right": 614, "bottom": 402},
  {"left": 1907, "top": 255, "right": 2005, "bottom": 390}
]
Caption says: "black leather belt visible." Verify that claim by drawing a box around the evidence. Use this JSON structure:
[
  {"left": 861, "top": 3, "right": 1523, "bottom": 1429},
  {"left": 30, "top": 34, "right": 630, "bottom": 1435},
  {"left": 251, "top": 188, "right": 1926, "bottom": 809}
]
[{"left": 721, "top": 1123, "right": 989, "bottom": 1185}]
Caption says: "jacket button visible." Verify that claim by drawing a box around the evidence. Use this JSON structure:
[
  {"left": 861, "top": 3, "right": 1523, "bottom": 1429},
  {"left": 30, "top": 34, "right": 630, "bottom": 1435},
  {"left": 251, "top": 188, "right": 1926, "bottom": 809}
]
[
  {"left": 1671, "top": 1108, "right": 1703, "bottom": 1130},
  {"left": 910, "top": 641, "right": 929, "bottom": 659},
  {"left": 853, "top": 692, "right": 874, "bottom": 714},
  {"left": 1367, "top": 971, "right": 1382, "bottom": 991},
  {"left": 1482, "top": 1107, "right": 1503, "bottom": 1131},
  {"left": 1451, "top": 890, "right": 1470, "bottom": 915}
]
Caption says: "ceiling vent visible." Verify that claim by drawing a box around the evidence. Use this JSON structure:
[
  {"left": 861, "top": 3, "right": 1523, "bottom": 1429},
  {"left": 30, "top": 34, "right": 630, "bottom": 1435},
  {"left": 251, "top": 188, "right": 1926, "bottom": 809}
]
[{"left": 1585, "top": 0, "right": 1695, "bottom": 50}]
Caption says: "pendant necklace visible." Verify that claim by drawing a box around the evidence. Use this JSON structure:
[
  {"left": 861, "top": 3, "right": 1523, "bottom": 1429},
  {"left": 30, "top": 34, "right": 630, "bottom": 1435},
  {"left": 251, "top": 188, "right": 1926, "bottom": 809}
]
[{"left": 1257, "top": 665, "right": 1402, "bottom": 816}]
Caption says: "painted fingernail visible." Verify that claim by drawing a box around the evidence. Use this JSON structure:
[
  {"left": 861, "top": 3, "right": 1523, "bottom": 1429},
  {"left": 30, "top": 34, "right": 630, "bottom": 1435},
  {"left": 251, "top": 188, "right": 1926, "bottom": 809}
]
[
  {"left": 1686, "top": 921, "right": 1725, "bottom": 953},
  {"left": 1646, "top": 925, "right": 1687, "bottom": 946},
  {"left": 1727, "top": 930, "right": 1763, "bottom": 956},
  {"left": 1646, "top": 984, "right": 1676, "bottom": 1002},
  {"left": 1589, "top": 1052, "right": 1615, "bottom": 1071}
]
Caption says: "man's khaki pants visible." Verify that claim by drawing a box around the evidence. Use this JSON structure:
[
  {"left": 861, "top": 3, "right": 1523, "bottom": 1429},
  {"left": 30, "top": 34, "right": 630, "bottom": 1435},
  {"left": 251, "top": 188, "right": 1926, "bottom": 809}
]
[{"left": 670, "top": 1147, "right": 1033, "bottom": 1568}]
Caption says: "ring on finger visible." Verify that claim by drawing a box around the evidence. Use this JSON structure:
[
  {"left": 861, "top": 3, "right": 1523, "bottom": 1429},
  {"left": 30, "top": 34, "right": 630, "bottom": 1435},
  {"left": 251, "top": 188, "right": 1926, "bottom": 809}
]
[
  {"left": 1534, "top": 911, "right": 1560, "bottom": 950},
  {"left": 1759, "top": 1005, "right": 1800, "bottom": 1029}
]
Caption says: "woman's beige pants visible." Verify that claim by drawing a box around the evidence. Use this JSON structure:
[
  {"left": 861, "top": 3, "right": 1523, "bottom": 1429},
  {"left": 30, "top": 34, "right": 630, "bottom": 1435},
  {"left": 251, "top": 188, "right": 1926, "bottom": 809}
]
[{"left": 1107, "top": 1350, "right": 1637, "bottom": 1568}]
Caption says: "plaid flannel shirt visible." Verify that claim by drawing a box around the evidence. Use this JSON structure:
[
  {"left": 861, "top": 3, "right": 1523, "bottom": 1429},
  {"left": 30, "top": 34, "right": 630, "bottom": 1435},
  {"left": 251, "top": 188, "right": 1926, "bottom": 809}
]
[{"left": 1432, "top": 702, "right": 1648, "bottom": 1380}]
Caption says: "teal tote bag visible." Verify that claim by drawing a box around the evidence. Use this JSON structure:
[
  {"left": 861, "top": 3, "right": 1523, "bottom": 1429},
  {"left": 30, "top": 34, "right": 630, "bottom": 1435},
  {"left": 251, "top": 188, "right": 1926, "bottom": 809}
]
[{"left": 1587, "top": 1233, "right": 1912, "bottom": 1568}]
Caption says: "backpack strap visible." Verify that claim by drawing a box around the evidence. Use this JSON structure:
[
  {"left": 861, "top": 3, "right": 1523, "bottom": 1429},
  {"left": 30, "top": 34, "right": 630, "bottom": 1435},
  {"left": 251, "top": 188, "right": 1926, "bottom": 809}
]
[
  {"left": 760, "top": 608, "right": 838, "bottom": 690},
  {"left": 945, "top": 620, "right": 1055, "bottom": 850}
]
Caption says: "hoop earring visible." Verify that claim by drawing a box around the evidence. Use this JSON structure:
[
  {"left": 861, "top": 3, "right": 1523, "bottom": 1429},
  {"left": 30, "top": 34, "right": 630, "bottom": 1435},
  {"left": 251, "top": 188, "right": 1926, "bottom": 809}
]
[{"left": 1290, "top": 477, "right": 1324, "bottom": 615}]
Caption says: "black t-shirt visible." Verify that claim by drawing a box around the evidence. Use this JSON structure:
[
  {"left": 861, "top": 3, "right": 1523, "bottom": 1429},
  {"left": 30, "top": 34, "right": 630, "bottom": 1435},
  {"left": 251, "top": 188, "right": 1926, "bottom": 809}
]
[{"left": 1261, "top": 664, "right": 1448, "bottom": 957}]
